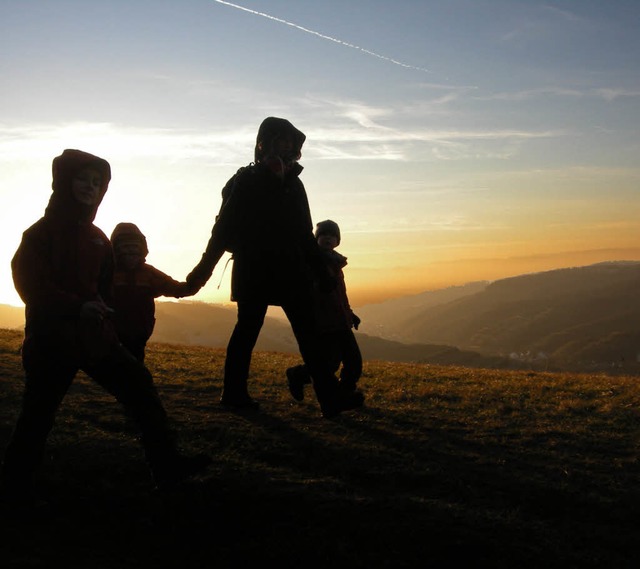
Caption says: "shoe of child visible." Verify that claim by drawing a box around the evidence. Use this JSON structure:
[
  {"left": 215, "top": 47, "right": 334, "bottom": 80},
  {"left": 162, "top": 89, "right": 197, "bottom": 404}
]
[
  {"left": 219, "top": 394, "right": 260, "bottom": 411},
  {"left": 321, "top": 390, "right": 365, "bottom": 419},
  {"left": 286, "top": 367, "right": 306, "bottom": 402}
]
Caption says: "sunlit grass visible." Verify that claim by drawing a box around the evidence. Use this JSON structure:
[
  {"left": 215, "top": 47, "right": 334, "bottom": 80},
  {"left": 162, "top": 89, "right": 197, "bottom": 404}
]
[{"left": 1, "top": 328, "right": 639, "bottom": 568}]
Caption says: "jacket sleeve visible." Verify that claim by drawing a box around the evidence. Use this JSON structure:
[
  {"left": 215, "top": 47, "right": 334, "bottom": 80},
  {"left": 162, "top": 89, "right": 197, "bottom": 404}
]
[
  {"left": 186, "top": 172, "right": 243, "bottom": 288},
  {"left": 11, "top": 226, "right": 85, "bottom": 317},
  {"left": 148, "top": 265, "right": 193, "bottom": 298},
  {"left": 186, "top": 224, "right": 227, "bottom": 288}
]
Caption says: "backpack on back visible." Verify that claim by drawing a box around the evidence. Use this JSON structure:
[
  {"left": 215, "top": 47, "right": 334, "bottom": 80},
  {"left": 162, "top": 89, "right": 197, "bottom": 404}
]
[{"left": 216, "top": 164, "right": 251, "bottom": 223}]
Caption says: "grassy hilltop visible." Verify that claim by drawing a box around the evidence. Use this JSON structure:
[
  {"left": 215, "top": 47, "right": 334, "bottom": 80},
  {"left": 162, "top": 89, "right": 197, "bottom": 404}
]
[{"left": 1, "top": 328, "right": 639, "bottom": 568}]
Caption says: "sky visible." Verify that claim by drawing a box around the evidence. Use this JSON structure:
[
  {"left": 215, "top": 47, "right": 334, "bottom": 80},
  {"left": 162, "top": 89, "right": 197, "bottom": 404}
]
[{"left": 1, "top": 0, "right": 639, "bottom": 308}]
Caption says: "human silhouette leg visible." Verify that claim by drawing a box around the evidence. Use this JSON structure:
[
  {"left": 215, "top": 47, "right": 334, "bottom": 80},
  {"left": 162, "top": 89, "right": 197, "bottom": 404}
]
[
  {"left": 286, "top": 332, "right": 342, "bottom": 402},
  {"left": 84, "top": 346, "right": 176, "bottom": 465},
  {"left": 286, "top": 364, "right": 311, "bottom": 401},
  {"left": 282, "top": 299, "right": 364, "bottom": 417},
  {"left": 338, "top": 330, "right": 362, "bottom": 392},
  {"left": 1, "top": 357, "right": 76, "bottom": 505},
  {"left": 85, "top": 344, "right": 211, "bottom": 489},
  {"left": 220, "top": 301, "right": 268, "bottom": 409}
]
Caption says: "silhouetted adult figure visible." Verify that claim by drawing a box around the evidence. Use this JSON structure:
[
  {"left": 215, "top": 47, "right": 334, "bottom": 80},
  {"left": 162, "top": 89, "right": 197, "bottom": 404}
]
[{"left": 187, "top": 117, "right": 364, "bottom": 417}]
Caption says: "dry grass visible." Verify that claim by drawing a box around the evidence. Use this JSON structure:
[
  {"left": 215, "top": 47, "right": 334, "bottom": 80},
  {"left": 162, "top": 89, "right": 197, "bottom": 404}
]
[{"left": 1, "top": 328, "right": 639, "bottom": 568}]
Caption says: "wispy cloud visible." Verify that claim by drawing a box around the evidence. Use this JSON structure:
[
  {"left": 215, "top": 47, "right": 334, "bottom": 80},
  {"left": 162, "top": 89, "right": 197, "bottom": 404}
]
[
  {"left": 0, "top": 119, "right": 564, "bottom": 166},
  {"left": 500, "top": 4, "right": 591, "bottom": 44},
  {"left": 0, "top": 123, "right": 253, "bottom": 163},
  {"left": 475, "top": 87, "right": 584, "bottom": 101},
  {"left": 301, "top": 97, "right": 394, "bottom": 130},
  {"left": 594, "top": 88, "right": 640, "bottom": 101},
  {"left": 540, "top": 4, "right": 591, "bottom": 27},
  {"left": 212, "top": 0, "right": 430, "bottom": 73},
  {"left": 476, "top": 86, "right": 640, "bottom": 102},
  {"left": 395, "top": 92, "right": 465, "bottom": 118},
  {"left": 348, "top": 213, "right": 494, "bottom": 235}
]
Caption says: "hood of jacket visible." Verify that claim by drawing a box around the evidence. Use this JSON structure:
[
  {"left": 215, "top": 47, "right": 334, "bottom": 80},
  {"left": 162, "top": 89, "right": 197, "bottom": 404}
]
[
  {"left": 110, "top": 222, "right": 149, "bottom": 260},
  {"left": 45, "top": 149, "right": 111, "bottom": 223},
  {"left": 254, "top": 117, "right": 306, "bottom": 163}
]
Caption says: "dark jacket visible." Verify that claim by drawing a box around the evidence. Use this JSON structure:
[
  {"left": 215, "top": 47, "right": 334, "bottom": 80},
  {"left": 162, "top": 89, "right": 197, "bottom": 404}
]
[
  {"left": 188, "top": 118, "right": 326, "bottom": 305},
  {"left": 314, "top": 250, "right": 355, "bottom": 333},
  {"left": 111, "top": 223, "right": 191, "bottom": 346},
  {"left": 11, "top": 149, "right": 116, "bottom": 364},
  {"left": 111, "top": 263, "right": 190, "bottom": 346}
]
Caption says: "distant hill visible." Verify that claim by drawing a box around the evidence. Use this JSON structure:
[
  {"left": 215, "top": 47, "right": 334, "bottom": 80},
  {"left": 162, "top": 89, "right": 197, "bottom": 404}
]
[
  {"left": 0, "top": 300, "right": 503, "bottom": 370},
  {"left": 0, "top": 304, "right": 24, "bottom": 329},
  {"left": 356, "top": 281, "right": 488, "bottom": 340},
  {"left": 398, "top": 261, "right": 640, "bottom": 370},
  {"left": 153, "top": 301, "right": 300, "bottom": 354},
  {"left": 354, "top": 332, "right": 507, "bottom": 368},
  {"left": 2, "top": 261, "right": 639, "bottom": 372},
  {"left": 153, "top": 301, "right": 503, "bottom": 369}
]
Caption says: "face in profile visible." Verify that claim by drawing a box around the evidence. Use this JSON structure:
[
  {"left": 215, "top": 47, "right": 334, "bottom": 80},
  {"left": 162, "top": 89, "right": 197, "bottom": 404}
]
[
  {"left": 71, "top": 167, "right": 102, "bottom": 206},
  {"left": 317, "top": 233, "right": 339, "bottom": 251}
]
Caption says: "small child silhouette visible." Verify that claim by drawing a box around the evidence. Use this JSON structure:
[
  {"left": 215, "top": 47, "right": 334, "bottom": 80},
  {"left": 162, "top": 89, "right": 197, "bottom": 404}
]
[
  {"left": 110, "top": 222, "right": 193, "bottom": 362},
  {"left": 286, "top": 220, "right": 363, "bottom": 402}
]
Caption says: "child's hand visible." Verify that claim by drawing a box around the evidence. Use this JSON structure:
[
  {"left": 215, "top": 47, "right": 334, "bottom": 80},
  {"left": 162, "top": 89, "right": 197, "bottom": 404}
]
[
  {"left": 81, "top": 300, "right": 112, "bottom": 321},
  {"left": 185, "top": 278, "right": 205, "bottom": 295},
  {"left": 352, "top": 312, "right": 361, "bottom": 330}
]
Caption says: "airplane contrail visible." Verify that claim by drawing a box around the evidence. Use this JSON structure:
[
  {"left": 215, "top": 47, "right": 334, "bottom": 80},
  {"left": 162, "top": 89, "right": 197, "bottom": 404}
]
[{"left": 213, "top": 0, "right": 431, "bottom": 73}]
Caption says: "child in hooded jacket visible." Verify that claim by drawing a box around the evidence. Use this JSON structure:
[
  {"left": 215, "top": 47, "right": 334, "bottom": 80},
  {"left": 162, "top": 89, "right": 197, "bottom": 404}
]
[
  {"left": 110, "top": 222, "right": 192, "bottom": 362},
  {"left": 286, "top": 220, "right": 363, "bottom": 401},
  {"left": 1, "top": 150, "right": 210, "bottom": 509}
]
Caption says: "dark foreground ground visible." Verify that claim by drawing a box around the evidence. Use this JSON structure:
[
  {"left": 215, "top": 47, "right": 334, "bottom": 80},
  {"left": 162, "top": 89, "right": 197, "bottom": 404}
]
[{"left": 1, "top": 329, "right": 639, "bottom": 568}]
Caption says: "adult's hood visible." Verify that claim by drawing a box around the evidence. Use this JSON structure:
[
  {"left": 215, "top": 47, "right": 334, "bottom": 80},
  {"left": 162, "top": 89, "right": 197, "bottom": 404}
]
[
  {"left": 45, "top": 149, "right": 111, "bottom": 223},
  {"left": 254, "top": 117, "right": 306, "bottom": 163},
  {"left": 110, "top": 222, "right": 149, "bottom": 259}
]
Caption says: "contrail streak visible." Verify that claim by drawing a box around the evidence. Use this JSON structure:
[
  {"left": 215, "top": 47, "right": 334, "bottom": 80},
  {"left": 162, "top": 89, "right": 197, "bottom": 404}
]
[{"left": 213, "top": 0, "right": 430, "bottom": 73}]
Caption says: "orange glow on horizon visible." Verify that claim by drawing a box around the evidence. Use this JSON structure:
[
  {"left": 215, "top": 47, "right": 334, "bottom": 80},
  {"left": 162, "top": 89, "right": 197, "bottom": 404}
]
[{"left": 345, "top": 247, "right": 640, "bottom": 306}]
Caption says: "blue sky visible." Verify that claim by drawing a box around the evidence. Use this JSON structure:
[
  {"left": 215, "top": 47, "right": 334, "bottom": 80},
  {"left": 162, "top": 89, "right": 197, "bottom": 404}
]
[{"left": 1, "top": 0, "right": 639, "bottom": 306}]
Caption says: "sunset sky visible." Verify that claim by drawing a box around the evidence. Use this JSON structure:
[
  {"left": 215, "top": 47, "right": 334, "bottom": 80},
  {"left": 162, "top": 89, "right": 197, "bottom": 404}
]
[{"left": 1, "top": 0, "right": 639, "bottom": 307}]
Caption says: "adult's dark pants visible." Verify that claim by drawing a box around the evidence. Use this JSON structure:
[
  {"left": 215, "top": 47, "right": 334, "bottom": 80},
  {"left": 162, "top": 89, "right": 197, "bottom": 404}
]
[
  {"left": 223, "top": 299, "right": 340, "bottom": 404},
  {"left": 1, "top": 339, "right": 178, "bottom": 488}
]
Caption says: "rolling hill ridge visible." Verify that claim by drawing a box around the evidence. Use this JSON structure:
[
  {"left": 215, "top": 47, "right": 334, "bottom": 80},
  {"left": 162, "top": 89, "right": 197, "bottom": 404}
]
[
  {"left": 361, "top": 261, "right": 640, "bottom": 371},
  {"left": 2, "top": 261, "right": 639, "bottom": 372}
]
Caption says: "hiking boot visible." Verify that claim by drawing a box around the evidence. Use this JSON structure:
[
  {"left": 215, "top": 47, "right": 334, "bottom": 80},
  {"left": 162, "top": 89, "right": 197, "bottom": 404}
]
[
  {"left": 286, "top": 367, "right": 306, "bottom": 402},
  {"left": 321, "top": 390, "right": 365, "bottom": 419},
  {"left": 220, "top": 394, "right": 260, "bottom": 411},
  {"left": 153, "top": 453, "right": 213, "bottom": 491}
]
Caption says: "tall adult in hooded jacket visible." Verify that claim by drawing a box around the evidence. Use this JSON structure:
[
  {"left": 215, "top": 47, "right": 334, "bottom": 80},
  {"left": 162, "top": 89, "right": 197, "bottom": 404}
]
[
  {"left": 188, "top": 117, "right": 364, "bottom": 417},
  {"left": 1, "top": 150, "right": 210, "bottom": 504}
]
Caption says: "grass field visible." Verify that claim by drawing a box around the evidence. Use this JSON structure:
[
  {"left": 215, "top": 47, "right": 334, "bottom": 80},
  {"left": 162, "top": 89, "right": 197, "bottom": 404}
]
[{"left": 1, "top": 327, "right": 639, "bottom": 568}]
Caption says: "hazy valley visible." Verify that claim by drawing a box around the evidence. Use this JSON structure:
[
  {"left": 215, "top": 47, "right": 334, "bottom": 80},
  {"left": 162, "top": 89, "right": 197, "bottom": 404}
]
[{"left": 2, "top": 261, "right": 639, "bottom": 373}]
